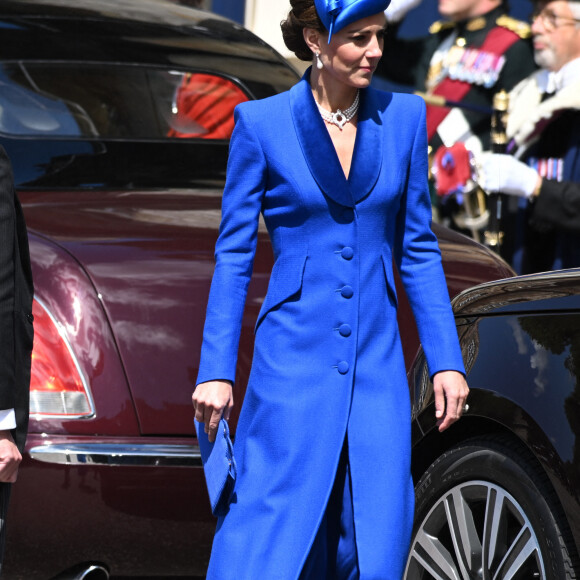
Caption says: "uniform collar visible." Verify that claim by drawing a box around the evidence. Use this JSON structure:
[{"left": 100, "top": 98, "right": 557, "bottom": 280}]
[
  {"left": 455, "top": 5, "right": 506, "bottom": 36},
  {"left": 290, "top": 68, "right": 383, "bottom": 207},
  {"left": 543, "top": 56, "right": 580, "bottom": 94}
]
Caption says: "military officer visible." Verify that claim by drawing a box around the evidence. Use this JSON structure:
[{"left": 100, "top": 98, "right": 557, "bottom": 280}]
[
  {"left": 377, "top": 0, "right": 536, "bottom": 155},
  {"left": 478, "top": 0, "right": 580, "bottom": 274}
]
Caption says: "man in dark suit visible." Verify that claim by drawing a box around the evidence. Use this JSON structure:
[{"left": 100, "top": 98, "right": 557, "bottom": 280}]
[
  {"left": 478, "top": 0, "right": 580, "bottom": 273},
  {"left": 0, "top": 146, "right": 34, "bottom": 570}
]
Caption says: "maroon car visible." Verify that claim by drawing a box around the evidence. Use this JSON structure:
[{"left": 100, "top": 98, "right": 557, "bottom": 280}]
[{"left": 0, "top": 1, "right": 513, "bottom": 578}]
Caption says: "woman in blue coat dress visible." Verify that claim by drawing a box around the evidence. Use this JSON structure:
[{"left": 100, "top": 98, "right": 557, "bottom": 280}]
[{"left": 193, "top": 0, "right": 469, "bottom": 577}]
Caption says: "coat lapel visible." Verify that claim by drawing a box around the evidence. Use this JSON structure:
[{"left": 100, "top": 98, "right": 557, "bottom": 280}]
[
  {"left": 290, "top": 70, "right": 354, "bottom": 208},
  {"left": 349, "top": 87, "right": 384, "bottom": 204},
  {"left": 290, "top": 69, "right": 385, "bottom": 207}
]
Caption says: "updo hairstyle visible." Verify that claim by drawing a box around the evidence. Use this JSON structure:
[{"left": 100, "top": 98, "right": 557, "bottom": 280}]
[{"left": 281, "top": 0, "right": 325, "bottom": 62}]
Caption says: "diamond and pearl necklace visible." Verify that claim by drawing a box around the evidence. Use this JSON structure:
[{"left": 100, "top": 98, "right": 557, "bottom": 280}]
[{"left": 316, "top": 90, "right": 360, "bottom": 130}]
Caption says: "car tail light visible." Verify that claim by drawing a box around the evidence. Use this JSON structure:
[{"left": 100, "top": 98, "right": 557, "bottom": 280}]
[{"left": 30, "top": 298, "right": 94, "bottom": 418}]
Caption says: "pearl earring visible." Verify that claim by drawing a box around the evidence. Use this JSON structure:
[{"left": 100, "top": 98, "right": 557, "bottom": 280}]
[{"left": 316, "top": 52, "right": 323, "bottom": 70}]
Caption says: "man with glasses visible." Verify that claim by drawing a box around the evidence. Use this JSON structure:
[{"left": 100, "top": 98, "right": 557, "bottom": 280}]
[
  {"left": 478, "top": 0, "right": 580, "bottom": 273},
  {"left": 377, "top": 0, "right": 536, "bottom": 156}
]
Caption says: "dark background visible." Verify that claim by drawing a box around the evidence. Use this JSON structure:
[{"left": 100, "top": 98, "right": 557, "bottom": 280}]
[
  {"left": 210, "top": 0, "right": 533, "bottom": 33},
  {"left": 396, "top": 0, "right": 532, "bottom": 35}
]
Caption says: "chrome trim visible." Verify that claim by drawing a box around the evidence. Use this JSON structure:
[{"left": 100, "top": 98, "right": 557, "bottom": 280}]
[
  {"left": 51, "top": 563, "right": 110, "bottom": 580},
  {"left": 451, "top": 268, "right": 580, "bottom": 313},
  {"left": 78, "top": 566, "right": 109, "bottom": 580},
  {"left": 29, "top": 442, "right": 201, "bottom": 467},
  {"left": 31, "top": 296, "right": 96, "bottom": 420}
]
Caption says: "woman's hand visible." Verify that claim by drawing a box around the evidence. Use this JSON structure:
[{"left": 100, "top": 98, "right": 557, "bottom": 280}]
[
  {"left": 433, "top": 370, "right": 469, "bottom": 432},
  {"left": 192, "top": 380, "right": 234, "bottom": 442}
]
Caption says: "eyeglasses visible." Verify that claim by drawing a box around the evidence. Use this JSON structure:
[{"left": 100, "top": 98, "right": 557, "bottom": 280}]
[{"left": 530, "top": 8, "right": 580, "bottom": 31}]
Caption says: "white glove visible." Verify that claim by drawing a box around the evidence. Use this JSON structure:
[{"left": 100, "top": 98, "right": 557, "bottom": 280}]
[
  {"left": 478, "top": 152, "right": 540, "bottom": 198},
  {"left": 385, "top": 0, "right": 423, "bottom": 23}
]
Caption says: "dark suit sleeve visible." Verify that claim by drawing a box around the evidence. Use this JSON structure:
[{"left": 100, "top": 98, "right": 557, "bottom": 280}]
[
  {"left": 0, "top": 148, "right": 16, "bottom": 411},
  {"left": 531, "top": 179, "right": 580, "bottom": 234}
]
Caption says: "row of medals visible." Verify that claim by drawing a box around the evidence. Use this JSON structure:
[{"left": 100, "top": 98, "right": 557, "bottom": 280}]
[{"left": 426, "top": 18, "right": 507, "bottom": 91}]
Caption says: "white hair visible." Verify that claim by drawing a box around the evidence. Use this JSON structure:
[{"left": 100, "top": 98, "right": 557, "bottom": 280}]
[{"left": 570, "top": 2, "right": 580, "bottom": 23}]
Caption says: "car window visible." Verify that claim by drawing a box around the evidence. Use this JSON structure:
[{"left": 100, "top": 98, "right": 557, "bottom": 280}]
[{"left": 0, "top": 63, "right": 249, "bottom": 140}]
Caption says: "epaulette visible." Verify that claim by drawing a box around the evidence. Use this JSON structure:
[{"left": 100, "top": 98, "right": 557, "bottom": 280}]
[
  {"left": 429, "top": 20, "right": 456, "bottom": 35},
  {"left": 495, "top": 15, "right": 531, "bottom": 39}
]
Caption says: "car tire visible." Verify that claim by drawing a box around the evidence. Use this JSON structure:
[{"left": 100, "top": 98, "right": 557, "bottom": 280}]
[{"left": 404, "top": 436, "right": 578, "bottom": 579}]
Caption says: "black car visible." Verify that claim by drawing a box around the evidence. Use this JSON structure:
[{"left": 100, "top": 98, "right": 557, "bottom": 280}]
[
  {"left": 406, "top": 268, "right": 580, "bottom": 579},
  {"left": 0, "top": 0, "right": 517, "bottom": 579}
]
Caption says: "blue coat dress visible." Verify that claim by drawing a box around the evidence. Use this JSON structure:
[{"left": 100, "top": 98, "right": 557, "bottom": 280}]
[{"left": 196, "top": 70, "right": 465, "bottom": 580}]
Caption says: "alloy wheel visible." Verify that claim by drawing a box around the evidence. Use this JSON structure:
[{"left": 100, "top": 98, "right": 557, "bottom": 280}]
[{"left": 405, "top": 480, "right": 545, "bottom": 580}]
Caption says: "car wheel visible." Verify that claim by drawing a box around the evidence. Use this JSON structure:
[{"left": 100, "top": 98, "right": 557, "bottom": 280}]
[{"left": 405, "top": 437, "right": 577, "bottom": 579}]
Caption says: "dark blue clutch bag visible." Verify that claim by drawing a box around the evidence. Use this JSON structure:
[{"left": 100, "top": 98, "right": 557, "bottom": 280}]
[{"left": 194, "top": 417, "right": 237, "bottom": 516}]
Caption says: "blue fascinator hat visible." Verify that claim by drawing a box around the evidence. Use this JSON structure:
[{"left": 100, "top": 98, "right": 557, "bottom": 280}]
[{"left": 314, "top": 0, "right": 391, "bottom": 43}]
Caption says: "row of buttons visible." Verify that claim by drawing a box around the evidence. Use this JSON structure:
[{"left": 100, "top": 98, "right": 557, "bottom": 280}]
[{"left": 337, "top": 246, "right": 354, "bottom": 375}]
